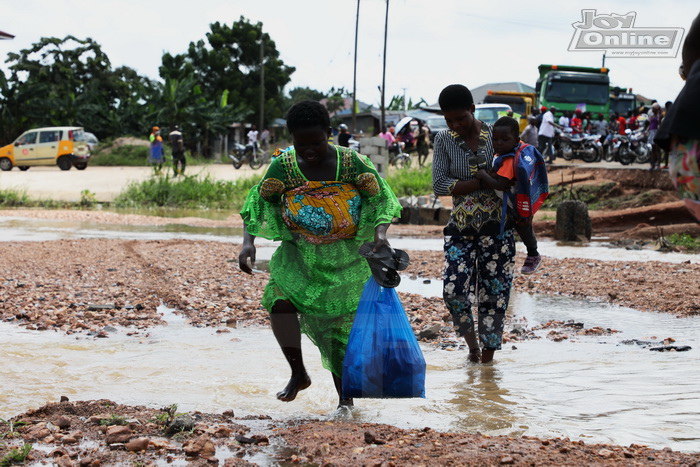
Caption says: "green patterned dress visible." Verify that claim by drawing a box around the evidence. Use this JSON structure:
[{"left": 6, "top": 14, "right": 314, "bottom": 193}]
[{"left": 241, "top": 146, "right": 402, "bottom": 376}]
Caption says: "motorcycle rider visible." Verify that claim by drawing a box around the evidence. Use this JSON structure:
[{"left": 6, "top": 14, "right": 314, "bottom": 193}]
[{"left": 337, "top": 123, "right": 351, "bottom": 148}]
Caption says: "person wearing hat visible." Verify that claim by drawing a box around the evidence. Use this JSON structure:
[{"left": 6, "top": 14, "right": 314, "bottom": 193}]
[
  {"left": 149, "top": 126, "right": 165, "bottom": 175},
  {"left": 337, "top": 123, "right": 351, "bottom": 148},
  {"left": 538, "top": 106, "right": 556, "bottom": 163}
]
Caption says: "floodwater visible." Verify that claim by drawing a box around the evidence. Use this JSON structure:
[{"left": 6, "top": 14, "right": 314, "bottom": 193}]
[
  {"left": 0, "top": 216, "right": 697, "bottom": 264},
  {"left": 1, "top": 214, "right": 699, "bottom": 453}
]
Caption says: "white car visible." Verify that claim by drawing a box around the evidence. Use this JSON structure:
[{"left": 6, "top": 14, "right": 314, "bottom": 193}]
[{"left": 474, "top": 103, "right": 513, "bottom": 126}]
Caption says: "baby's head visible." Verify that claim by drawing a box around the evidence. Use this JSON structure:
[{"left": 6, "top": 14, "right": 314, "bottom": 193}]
[{"left": 492, "top": 117, "right": 520, "bottom": 155}]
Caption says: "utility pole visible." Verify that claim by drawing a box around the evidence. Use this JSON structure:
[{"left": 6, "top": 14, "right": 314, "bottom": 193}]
[
  {"left": 402, "top": 87, "right": 407, "bottom": 111},
  {"left": 259, "top": 34, "right": 265, "bottom": 133},
  {"left": 352, "top": 0, "right": 360, "bottom": 134},
  {"left": 381, "top": 0, "right": 389, "bottom": 132}
]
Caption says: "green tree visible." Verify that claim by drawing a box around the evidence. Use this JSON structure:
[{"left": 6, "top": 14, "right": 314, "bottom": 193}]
[
  {"left": 287, "top": 87, "right": 325, "bottom": 106},
  {"left": 0, "top": 36, "right": 155, "bottom": 143},
  {"left": 161, "top": 17, "right": 295, "bottom": 130}
]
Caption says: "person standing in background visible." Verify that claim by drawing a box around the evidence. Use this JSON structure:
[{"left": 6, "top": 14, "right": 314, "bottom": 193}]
[
  {"left": 247, "top": 125, "right": 259, "bottom": 151},
  {"left": 149, "top": 126, "right": 166, "bottom": 175},
  {"left": 168, "top": 125, "right": 185, "bottom": 176}
]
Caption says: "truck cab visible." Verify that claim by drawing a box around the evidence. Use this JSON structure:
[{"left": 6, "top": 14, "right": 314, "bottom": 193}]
[{"left": 536, "top": 64, "right": 610, "bottom": 116}]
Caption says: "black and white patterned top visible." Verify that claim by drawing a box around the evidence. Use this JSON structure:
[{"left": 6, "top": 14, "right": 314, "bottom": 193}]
[{"left": 432, "top": 123, "right": 509, "bottom": 236}]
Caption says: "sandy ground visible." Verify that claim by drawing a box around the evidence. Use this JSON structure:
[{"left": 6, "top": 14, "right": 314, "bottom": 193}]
[
  {"left": 1, "top": 208, "right": 699, "bottom": 465},
  {"left": 0, "top": 164, "right": 267, "bottom": 202}
]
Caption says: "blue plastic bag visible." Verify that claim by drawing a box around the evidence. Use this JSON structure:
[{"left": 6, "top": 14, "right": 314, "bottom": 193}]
[{"left": 342, "top": 277, "right": 426, "bottom": 398}]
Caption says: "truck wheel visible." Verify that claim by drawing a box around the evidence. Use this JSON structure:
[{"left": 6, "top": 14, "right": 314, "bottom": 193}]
[
  {"left": 57, "top": 156, "right": 72, "bottom": 171},
  {"left": 18, "top": 166, "right": 30, "bottom": 171},
  {"left": 74, "top": 162, "right": 88, "bottom": 170},
  {"left": 0, "top": 158, "right": 13, "bottom": 171}
]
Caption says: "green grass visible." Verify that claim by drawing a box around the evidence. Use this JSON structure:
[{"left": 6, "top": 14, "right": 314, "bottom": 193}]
[
  {"left": 0, "top": 444, "right": 32, "bottom": 467},
  {"left": 113, "top": 173, "right": 261, "bottom": 210},
  {"left": 0, "top": 188, "right": 71, "bottom": 209},
  {"left": 385, "top": 165, "right": 433, "bottom": 198},
  {"left": 91, "top": 143, "right": 150, "bottom": 166},
  {"left": 99, "top": 414, "right": 128, "bottom": 426},
  {"left": 667, "top": 233, "right": 700, "bottom": 252},
  {"left": 0, "top": 189, "right": 31, "bottom": 207},
  {"left": 91, "top": 141, "right": 213, "bottom": 167}
]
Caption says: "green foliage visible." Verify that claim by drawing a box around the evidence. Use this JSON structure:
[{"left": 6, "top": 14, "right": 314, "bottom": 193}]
[
  {"left": 114, "top": 173, "right": 260, "bottom": 210},
  {"left": 0, "top": 419, "right": 26, "bottom": 440},
  {"left": 79, "top": 190, "right": 97, "bottom": 207},
  {"left": 287, "top": 87, "right": 325, "bottom": 106},
  {"left": 99, "top": 415, "right": 128, "bottom": 426},
  {"left": 151, "top": 404, "right": 180, "bottom": 427},
  {"left": 160, "top": 17, "right": 294, "bottom": 136},
  {"left": 0, "top": 443, "right": 32, "bottom": 467},
  {"left": 667, "top": 233, "right": 700, "bottom": 252},
  {"left": 91, "top": 144, "right": 150, "bottom": 166},
  {"left": 0, "top": 189, "right": 31, "bottom": 207},
  {"left": 387, "top": 94, "right": 429, "bottom": 111},
  {"left": 0, "top": 36, "right": 157, "bottom": 144},
  {"left": 385, "top": 165, "right": 433, "bottom": 197}
]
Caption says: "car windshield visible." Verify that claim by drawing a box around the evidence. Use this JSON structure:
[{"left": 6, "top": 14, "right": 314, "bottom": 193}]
[
  {"left": 546, "top": 80, "right": 609, "bottom": 105},
  {"left": 426, "top": 117, "right": 448, "bottom": 130},
  {"left": 474, "top": 107, "right": 510, "bottom": 125},
  {"left": 70, "top": 129, "right": 86, "bottom": 141}
]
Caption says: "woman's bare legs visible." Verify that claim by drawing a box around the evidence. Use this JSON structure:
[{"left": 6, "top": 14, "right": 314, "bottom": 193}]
[
  {"left": 270, "top": 300, "right": 311, "bottom": 401},
  {"left": 332, "top": 374, "right": 354, "bottom": 408},
  {"left": 465, "top": 329, "right": 494, "bottom": 363}
]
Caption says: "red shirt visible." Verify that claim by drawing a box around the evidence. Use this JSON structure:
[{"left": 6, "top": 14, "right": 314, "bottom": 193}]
[
  {"left": 617, "top": 116, "right": 627, "bottom": 135},
  {"left": 570, "top": 117, "right": 583, "bottom": 134}
]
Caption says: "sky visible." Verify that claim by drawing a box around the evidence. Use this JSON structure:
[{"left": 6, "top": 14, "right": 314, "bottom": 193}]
[{"left": 1, "top": 0, "right": 697, "bottom": 108}]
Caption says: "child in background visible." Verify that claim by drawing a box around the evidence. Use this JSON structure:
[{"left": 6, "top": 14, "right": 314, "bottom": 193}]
[{"left": 475, "top": 117, "right": 543, "bottom": 274}]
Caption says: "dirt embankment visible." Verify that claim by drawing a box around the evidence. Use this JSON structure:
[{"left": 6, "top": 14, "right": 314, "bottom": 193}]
[
  {"left": 4, "top": 399, "right": 699, "bottom": 466},
  {"left": 536, "top": 166, "right": 700, "bottom": 240}
]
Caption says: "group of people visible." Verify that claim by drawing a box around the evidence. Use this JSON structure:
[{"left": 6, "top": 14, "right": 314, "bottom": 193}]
[
  {"left": 238, "top": 11, "right": 700, "bottom": 413},
  {"left": 148, "top": 125, "right": 185, "bottom": 176},
  {"left": 238, "top": 87, "right": 543, "bottom": 410},
  {"left": 246, "top": 125, "right": 271, "bottom": 151},
  {"left": 377, "top": 121, "right": 431, "bottom": 166},
  {"left": 523, "top": 101, "right": 675, "bottom": 168}
]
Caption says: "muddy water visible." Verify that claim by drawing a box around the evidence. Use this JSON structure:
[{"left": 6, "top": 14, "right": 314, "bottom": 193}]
[
  {"left": 1, "top": 215, "right": 699, "bottom": 452},
  {"left": 0, "top": 216, "right": 698, "bottom": 264},
  {"left": 1, "top": 295, "right": 698, "bottom": 452}
]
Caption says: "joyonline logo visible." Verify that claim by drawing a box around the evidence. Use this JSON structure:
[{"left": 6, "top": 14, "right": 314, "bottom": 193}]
[{"left": 569, "top": 10, "right": 684, "bottom": 58}]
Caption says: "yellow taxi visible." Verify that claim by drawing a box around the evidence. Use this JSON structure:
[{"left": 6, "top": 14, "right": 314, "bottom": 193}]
[{"left": 0, "top": 126, "right": 91, "bottom": 171}]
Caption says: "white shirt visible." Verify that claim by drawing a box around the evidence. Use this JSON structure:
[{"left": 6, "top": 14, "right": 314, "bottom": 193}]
[
  {"left": 559, "top": 116, "right": 570, "bottom": 127},
  {"left": 538, "top": 111, "right": 555, "bottom": 138},
  {"left": 247, "top": 130, "right": 259, "bottom": 144}
]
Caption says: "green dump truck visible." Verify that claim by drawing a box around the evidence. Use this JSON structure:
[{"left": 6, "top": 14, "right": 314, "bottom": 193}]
[{"left": 536, "top": 64, "right": 610, "bottom": 116}]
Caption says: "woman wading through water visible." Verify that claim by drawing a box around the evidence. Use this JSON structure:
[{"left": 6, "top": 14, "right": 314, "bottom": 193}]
[{"left": 239, "top": 100, "right": 402, "bottom": 410}]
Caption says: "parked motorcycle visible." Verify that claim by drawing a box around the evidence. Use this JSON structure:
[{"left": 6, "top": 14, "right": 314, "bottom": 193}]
[
  {"left": 605, "top": 133, "right": 636, "bottom": 165},
  {"left": 628, "top": 128, "right": 652, "bottom": 164},
  {"left": 229, "top": 142, "right": 264, "bottom": 169},
  {"left": 388, "top": 142, "right": 411, "bottom": 168},
  {"left": 555, "top": 128, "right": 600, "bottom": 163}
]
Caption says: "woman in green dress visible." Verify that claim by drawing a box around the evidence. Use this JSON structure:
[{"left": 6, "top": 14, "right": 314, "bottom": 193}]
[{"left": 239, "top": 101, "right": 402, "bottom": 408}]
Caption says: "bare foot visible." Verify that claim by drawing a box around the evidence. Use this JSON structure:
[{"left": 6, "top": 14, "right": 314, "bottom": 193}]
[
  {"left": 276, "top": 373, "right": 311, "bottom": 401},
  {"left": 481, "top": 349, "right": 495, "bottom": 364},
  {"left": 468, "top": 348, "right": 481, "bottom": 363}
]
